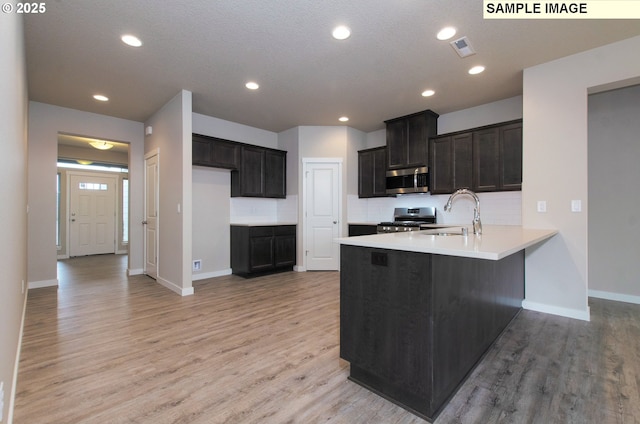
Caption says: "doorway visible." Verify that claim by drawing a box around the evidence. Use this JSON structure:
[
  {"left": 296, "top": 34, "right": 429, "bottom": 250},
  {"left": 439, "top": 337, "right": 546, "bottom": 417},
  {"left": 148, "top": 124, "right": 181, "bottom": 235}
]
[
  {"left": 302, "top": 159, "right": 342, "bottom": 271},
  {"left": 144, "top": 150, "right": 159, "bottom": 279},
  {"left": 68, "top": 172, "right": 117, "bottom": 256}
]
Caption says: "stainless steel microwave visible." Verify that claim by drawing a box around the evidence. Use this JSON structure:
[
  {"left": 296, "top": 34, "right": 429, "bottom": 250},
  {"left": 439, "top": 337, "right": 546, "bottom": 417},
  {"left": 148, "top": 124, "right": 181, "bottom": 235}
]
[{"left": 386, "top": 166, "right": 429, "bottom": 195}]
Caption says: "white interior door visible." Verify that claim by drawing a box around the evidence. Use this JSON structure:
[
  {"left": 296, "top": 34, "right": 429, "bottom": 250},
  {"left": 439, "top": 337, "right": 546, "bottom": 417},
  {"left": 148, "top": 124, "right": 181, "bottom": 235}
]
[
  {"left": 144, "top": 152, "right": 159, "bottom": 279},
  {"left": 69, "top": 173, "right": 116, "bottom": 256},
  {"left": 304, "top": 160, "right": 341, "bottom": 270}
]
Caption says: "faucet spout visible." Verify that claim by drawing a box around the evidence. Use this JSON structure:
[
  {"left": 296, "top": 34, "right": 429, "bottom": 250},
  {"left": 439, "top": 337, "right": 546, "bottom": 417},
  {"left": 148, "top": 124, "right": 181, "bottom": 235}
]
[{"left": 444, "top": 188, "right": 482, "bottom": 235}]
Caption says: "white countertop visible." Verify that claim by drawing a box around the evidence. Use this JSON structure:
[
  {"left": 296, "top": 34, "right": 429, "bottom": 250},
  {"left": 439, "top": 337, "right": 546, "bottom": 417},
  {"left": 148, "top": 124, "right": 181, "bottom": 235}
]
[
  {"left": 230, "top": 222, "right": 297, "bottom": 226},
  {"left": 336, "top": 225, "right": 557, "bottom": 260}
]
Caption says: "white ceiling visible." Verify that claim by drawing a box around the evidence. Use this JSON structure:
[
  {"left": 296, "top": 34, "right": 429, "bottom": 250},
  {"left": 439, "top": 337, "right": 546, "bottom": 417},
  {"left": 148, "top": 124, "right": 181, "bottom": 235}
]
[{"left": 24, "top": 0, "right": 640, "bottom": 133}]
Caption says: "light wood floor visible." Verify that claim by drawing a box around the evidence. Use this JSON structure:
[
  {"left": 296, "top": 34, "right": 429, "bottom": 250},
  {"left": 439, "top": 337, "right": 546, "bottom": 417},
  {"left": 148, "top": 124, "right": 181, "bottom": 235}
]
[{"left": 14, "top": 255, "right": 640, "bottom": 423}]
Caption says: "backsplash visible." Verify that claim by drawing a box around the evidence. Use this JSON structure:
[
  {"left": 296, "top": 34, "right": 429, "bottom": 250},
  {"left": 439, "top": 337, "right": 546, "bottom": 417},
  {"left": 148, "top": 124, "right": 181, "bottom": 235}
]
[
  {"left": 230, "top": 195, "right": 298, "bottom": 224},
  {"left": 348, "top": 191, "right": 522, "bottom": 226}
]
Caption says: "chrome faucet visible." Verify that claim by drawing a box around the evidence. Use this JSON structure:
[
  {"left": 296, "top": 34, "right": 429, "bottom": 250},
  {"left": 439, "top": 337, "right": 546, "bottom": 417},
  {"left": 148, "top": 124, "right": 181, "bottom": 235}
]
[{"left": 444, "top": 188, "right": 482, "bottom": 235}]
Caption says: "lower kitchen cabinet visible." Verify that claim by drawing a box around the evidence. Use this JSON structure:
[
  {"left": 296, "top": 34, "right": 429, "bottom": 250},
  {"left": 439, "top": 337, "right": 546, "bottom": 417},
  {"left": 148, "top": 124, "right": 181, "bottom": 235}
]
[{"left": 231, "top": 225, "right": 296, "bottom": 276}]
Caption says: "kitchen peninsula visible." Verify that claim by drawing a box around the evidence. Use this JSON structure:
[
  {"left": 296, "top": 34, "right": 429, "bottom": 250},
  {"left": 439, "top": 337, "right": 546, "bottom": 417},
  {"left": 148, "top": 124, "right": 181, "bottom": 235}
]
[{"left": 337, "top": 225, "right": 556, "bottom": 421}]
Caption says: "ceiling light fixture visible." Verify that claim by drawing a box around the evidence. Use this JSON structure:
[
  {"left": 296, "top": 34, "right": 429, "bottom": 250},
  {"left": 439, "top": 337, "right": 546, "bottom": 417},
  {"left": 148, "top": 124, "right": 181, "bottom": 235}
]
[
  {"left": 121, "top": 34, "right": 142, "bottom": 47},
  {"left": 76, "top": 160, "right": 94, "bottom": 165},
  {"left": 245, "top": 81, "right": 259, "bottom": 90},
  {"left": 332, "top": 26, "right": 351, "bottom": 40},
  {"left": 89, "top": 140, "right": 114, "bottom": 150},
  {"left": 421, "top": 89, "right": 435, "bottom": 97},
  {"left": 93, "top": 94, "right": 109, "bottom": 102},
  {"left": 437, "top": 27, "right": 456, "bottom": 41},
  {"left": 468, "top": 65, "right": 485, "bottom": 75},
  {"left": 339, "top": 116, "right": 349, "bottom": 122}
]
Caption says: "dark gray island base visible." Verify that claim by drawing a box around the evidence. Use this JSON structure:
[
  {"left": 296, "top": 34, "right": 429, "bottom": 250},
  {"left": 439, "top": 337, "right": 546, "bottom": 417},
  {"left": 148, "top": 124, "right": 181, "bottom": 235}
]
[{"left": 339, "top": 245, "right": 525, "bottom": 421}]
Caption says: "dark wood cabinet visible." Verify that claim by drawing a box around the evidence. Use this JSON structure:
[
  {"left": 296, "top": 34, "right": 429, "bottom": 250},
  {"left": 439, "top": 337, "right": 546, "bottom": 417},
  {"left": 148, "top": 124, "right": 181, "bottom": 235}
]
[
  {"left": 358, "top": 147, "right": 388, "bottom": 198},
  {"left": 231, "top": 225, "right": 296, "bottom": 276},
  {"left": 264, "top": 149, "right": 287, "bottom": 198},
  {"left": 385, "top": 110, "right": 439, "bottom": 170},
  {"left": 429, "top": 132, "right": 473, "bottom": 194},
  {"left": 348, "top": 224, "right": 378, "bottom": 236},
  {"left": 192, "top": 134, "right": 239, "bottom": 169},
  {"left": 340, "top": 245, "right": 524, "bottom": 420},
  {"left": 473, "top": 127, "right": 501, "bottom": 192},
  {"left": 499, "top": 122, "right": 523, "bottom": 191},
  {"left": 429, "top": 120, "right": 522, "bottom": 194},
  {"left": 231, "top": 146, "right": 287, "bottom": 198},
  {"left": 193, "top": 134, "right": 286, "bottom": 199}
]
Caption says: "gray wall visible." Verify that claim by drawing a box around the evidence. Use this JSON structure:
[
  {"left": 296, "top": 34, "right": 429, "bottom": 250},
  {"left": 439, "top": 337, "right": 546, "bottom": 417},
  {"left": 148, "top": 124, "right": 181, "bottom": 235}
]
[
  {"left": 588, "top": 84, "right": 640, "bottom": 299},
  {"left": 0, "top": 11, "right": 28, "bottom": 423}
]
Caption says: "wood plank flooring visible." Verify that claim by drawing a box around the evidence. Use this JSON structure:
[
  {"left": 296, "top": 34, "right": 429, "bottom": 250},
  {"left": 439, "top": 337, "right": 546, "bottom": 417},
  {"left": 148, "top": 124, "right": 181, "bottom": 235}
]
[{"left": 14, "top": 254, "right": 640, "bottom": 423}]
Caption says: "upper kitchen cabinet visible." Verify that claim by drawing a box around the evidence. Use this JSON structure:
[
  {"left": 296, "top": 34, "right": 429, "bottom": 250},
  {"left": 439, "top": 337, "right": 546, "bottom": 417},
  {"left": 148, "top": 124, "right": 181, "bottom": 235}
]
[
  {"left": 385, "top": 109, "right": 439, "bottom": 170},
  {"left": 429, "top": 120, "right": 522, "bottom": 194},
  {"left": 231, "top": 146, "right": 287, "bottom": 198},
  {"left": 358, "top": 146, "right": 388, "bottom": 198},
  {"left": 429, "top": 132, "right": 473, "bottom": 194},
  {"left": 192, "top": 133, "right": 239, "bottom": 169}
]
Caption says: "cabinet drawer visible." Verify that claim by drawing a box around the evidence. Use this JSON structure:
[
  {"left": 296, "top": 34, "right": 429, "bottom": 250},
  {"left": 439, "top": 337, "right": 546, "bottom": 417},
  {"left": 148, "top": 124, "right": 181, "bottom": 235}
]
[
  {"left": 249, "top": 226, "right": 274, "bottom": 237},
  {"left": 274, "top": 225, "right": 296, "bottom": 236}
]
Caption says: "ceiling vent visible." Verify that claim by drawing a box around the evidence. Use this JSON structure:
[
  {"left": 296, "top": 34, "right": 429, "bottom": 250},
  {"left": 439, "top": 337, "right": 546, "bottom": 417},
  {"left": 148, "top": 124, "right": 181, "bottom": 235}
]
[{"left": 450, "top": 36, "right": 476, "bottom": 58}]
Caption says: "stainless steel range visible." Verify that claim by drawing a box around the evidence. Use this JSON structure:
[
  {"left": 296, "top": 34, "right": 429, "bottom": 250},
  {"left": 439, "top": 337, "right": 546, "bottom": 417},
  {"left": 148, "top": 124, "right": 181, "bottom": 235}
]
[{"left": 377, "top": 207, "right": 437, "bottom": 233}]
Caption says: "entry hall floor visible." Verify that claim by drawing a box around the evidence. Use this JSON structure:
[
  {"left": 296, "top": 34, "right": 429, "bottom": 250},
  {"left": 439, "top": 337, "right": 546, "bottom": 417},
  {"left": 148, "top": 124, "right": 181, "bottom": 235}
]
[{"left": 14, "top": 254, "right": 640, "bottom": 423}]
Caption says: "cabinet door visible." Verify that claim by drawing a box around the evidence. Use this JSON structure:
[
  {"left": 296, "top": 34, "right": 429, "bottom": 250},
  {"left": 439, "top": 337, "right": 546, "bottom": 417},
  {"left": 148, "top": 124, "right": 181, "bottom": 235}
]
[
  {"left": 264, "top": 149, "right": 286, "bottom": 198},
  {"left": 406, "top": 113, "right": 429, "bottom": 167},
  {"left": 386, "top": 120, "right": 407, "bottom": 170},
  {"left": 499, "top": 122, "right": 522, "bottom": 190},
  {"left": 209, "top": 138, "right": 239, "bottom": 169},
  {"left": 473, "top": 128, "right": 500, "bottom": 192},
  {"left": 192, "top": 136, "right": 213, "bottom": 166},
  {"left": 452, "top": 132, "right": 473, "bottom": 191},
  {"left": 358, "top": 150, "right": 375, "bottom": 198},
  {"left": 238, "top": 146, "right": 265, "bottom": 196},
  {"left": 274, "top": 235, "right": 296, "bottom": 267},
  {"left": 358, "top": 147, "right": 387, "bottom": 198},
  {"left": 429, "top": 136, "right": 453, "bottom": 194},
  {"left": 249, "top": 227, "right": 274, "bottom": 272}
]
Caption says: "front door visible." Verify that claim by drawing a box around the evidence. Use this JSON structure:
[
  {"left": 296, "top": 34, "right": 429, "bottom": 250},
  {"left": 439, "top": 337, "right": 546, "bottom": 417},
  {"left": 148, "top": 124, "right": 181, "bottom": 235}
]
[
  {"left": 144, "top": 152, "right": 159, "bottom": 279},
  {"left": 69, "top": 173, "right": 116, "bottom": 256},
  {"left": 304, "top": 160, "right": 341, "bottom": 270}
]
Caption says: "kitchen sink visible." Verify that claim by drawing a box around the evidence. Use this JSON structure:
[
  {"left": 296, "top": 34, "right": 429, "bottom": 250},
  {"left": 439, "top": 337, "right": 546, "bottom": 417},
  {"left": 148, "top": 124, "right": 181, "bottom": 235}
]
[{"left": 421, "top": 227, "right": 468, "bottom": 236}]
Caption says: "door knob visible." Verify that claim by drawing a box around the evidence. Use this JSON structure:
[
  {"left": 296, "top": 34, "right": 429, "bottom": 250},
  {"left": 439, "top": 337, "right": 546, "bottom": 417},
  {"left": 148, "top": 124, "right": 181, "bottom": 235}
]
[
  {"left": 142, "top": 220, "right": 148, "bottom": 225},
  {"left": 333, "top": 221, "right": 338, "bottom": 224}
]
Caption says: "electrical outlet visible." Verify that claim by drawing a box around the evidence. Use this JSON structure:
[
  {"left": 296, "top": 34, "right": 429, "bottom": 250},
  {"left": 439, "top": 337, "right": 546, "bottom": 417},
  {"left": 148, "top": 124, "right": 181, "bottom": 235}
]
[
  {"left": 537, "top": 200, "right": 547, "bottom": 213},
  {"left": 192, "top": 260, "right": 202, "bottom": 271}
]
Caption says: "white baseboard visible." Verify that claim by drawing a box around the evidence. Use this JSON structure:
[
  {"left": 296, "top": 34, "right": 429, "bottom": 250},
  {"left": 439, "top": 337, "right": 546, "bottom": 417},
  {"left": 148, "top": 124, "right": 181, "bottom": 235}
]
[
  {"left": 127, "top": 268, "right": 144, "bottom": 276},
  {"left": 522, "top": 300, "right": 591, "bottom": 322},
  {"left": 8, "top": 288, "right": 29, "bottom": 423},
  {"left": 192, "top": 269, "right": 232, "bottom": 281},
  {"left": 589, "top": 289, "right": 640, "bottom": 305},
  {"left": 156, "top": 276, "right": 194, "bottom": 296},
  {"left": 28, "top": 279, "right": 58, "bottom": 289},
  {"left": 294, "top": 265, "right": 306, "bottom": 272}
]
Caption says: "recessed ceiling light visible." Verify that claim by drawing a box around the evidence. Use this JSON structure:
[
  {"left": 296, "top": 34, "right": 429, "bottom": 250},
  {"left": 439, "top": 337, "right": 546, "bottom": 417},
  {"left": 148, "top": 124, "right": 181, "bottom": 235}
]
[
  {"left": 421, "top": 89, "right": 435, "bottom": 97},
  {"left": 121, "top": 34, "right": 142, "bottom": 47},
  {"left": 339, "top": 116, "right": 349, "bottom": 122},
  {"left": 437, "top": 27, "right": 456, "bottom": 41},
  {"left": 245, "top": 81, "right": 259, "bottom": 90},
  {"left": 332, "top": 26, "right": 351, "bottom": 40},
  {"left": 468, "top": 66, "right": 485, "bottom": 75},
  {"left": 93, "top": 94, "right": 109, "bottom": 102}
]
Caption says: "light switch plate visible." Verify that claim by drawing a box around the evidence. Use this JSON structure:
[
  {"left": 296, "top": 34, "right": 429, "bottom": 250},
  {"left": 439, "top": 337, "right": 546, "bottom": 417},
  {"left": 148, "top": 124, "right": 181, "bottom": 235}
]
[
  {"left": 571, "top": 200, "right": 582, "bottom": 212},
  {"left": 537, "top": 201, "right": 547, "bottom": 213}
]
